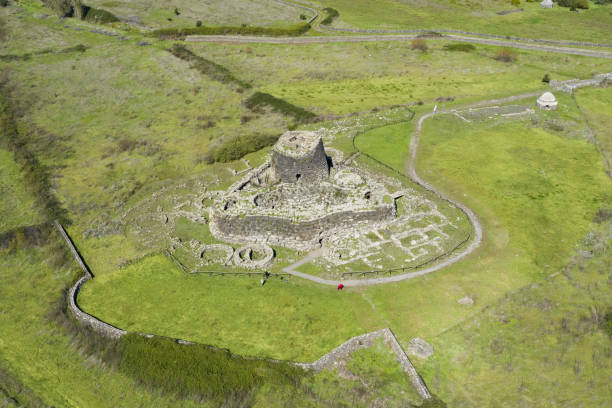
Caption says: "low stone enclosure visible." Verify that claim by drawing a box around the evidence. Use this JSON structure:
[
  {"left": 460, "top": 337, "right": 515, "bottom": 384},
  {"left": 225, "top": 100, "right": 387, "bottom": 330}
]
[{"left": 56, "top": 221, "right": 431, "bottom": 400}]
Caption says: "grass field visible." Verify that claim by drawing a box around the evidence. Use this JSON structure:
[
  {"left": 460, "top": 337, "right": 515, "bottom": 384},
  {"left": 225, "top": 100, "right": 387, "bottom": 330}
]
[
  {"left": 62, "top": 0, "right": 306, "bottom": 29},
  {"left": 189, "top": 40, "right": 611, "bottom": 114},
  {"left": 0, "top": 149, "right": 43, "bottom": 233},
  {"left": 311, "top": 0, "right": 612, "bottom": 43},
  {"left": 1, "top": 1, "right": 611, "bottom": 406}
]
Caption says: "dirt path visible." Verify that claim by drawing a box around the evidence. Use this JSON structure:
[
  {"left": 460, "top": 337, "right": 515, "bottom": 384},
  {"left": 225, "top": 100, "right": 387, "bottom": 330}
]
[{"left": 185, "top": 34, "right": 612, "bottom": 59}]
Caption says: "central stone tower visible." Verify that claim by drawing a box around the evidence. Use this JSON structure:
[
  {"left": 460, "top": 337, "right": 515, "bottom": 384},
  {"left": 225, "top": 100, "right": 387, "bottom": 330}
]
[{"left": 272, "top": 131, "right": 329, "bottom": 183}]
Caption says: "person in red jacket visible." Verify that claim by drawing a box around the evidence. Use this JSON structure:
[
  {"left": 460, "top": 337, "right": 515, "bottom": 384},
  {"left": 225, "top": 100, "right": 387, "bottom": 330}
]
[{"left": 337, "top": 283, "right": 344, "bottom": 290}]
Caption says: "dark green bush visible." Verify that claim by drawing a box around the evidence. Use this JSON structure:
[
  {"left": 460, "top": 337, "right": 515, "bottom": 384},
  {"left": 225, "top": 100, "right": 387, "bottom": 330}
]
[
  {"left": 244, "top": 92, "right": 316, "bottom": 123},
  {"left": 152, "top": 23, "right": 310, "bottom": 39},
  {"left": 169, "top": 44, "right": 251, "bottom": 89},
  {"left": 542, "top": 73, "right": 551, "bottom": 83},
  {"left": 321, "top": 8, "right": 339, "bottom": 25},
  {"left": 196, "top": 20, "right": 202, "bottom": 27},
  {"left": 557, "top": 0, "right": 590, "bottom": 8},
  {"left": 118, "top": 334, "right": 303, "bottom": 401},
  {"left": 443, "top": 43, "right": 476, "bottom": 52},
  {"left": 211, "top": 133, "right": 280, "bottom": 163},
  {"left": 83, "top": 7, "right": 119, "bottom": 23},
  {"left": 0, "top": 0, "right": 9, "bottom": 7}
]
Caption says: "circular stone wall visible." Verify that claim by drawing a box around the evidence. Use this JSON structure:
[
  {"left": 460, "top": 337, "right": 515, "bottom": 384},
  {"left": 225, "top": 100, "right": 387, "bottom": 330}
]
[{"left": 232, "top": 244, "right": 275, "bottom": 269}]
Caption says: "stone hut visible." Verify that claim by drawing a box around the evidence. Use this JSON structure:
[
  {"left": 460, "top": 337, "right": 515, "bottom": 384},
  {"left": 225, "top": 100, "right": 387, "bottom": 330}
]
[
  {"left": 272, "top": 131, "right": 329, "bottom": 183},
  {"left": 540, "top": 0, "right": 554, "bottom": 8},
  {"left": 536, "top": 92, "right": 558, "bottom": 110}
]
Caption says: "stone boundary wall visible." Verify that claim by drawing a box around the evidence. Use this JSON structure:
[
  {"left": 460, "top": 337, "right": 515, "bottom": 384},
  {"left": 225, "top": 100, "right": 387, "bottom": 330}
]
[
  {"left": 550, "top": 73, "right": 611, "bottom": 94},
  {"left": 54, "top": 221, "right": 127, "bottom": 339},
  {"left": 296, "top": 328, "right": 431, "bottom": 400},
  {"left": 210, "top": 205, "right": 395, "bottom": 251},
  {"left": 321, "top": 26, "right": 612, "bottom": 48}
]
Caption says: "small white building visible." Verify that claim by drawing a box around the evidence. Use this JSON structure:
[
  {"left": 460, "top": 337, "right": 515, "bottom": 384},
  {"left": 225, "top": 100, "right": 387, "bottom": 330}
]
[
  {"left": 537, "top": 92, "right": 558, "bottom": 110},
  {"left": 541, "top": 0, "right": 554, "bottom": 8}
]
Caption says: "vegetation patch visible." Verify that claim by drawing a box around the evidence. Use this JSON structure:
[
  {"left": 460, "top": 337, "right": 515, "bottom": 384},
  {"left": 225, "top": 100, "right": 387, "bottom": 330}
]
[
  {"left": 82, "top": 6, "right": 119, "bottom": 23},
  {"left": 117, "top": 334, "right": 304, "bottom": 403},
  {"left": 321, "top": 7, "right": 339, "bottom": 25},
  {"left": 208, "top": 133, "right": 279, "bottom": 163},
  {"left": 152, "top": 22, "right": 311, "bottom": 39},
  {"left": 0, "top": 90, "right": 69, "bottom": 224},
  {"left": 169, "top": 44, "right": 251, "bottom": 89},
  {"left": 244, "top": 92, "right": 317, "bottom": 123},
  {"left": 442, "top": 43, "right": 475, "bottom": 52}
]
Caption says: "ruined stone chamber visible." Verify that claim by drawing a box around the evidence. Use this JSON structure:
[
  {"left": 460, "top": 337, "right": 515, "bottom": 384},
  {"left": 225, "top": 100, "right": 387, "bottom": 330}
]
[
  {"left": 272, "top": 131, "right": 329, "bottom": 183},
  {"left": 208, "top": 131, "right": 398, "bottom": 251}
]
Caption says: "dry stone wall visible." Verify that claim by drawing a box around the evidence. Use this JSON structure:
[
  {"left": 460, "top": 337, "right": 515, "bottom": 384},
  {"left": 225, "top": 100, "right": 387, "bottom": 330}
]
[
  {"left": 272, "top": 137, "right": 329, "bottom": 183},
  {"left": 55, "top": 221, "right": 126, "bottom": 339},
  {"left": 296, "top": 327, "right": 432, "bottom": 400},
  {"left": 211, "top": 205, "right": 395, "bottom": 251}
]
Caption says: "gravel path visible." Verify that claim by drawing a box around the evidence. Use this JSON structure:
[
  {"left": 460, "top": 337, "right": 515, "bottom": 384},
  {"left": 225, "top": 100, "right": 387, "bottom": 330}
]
[{"left": 185, "top": 34, "right": 612, "bottom": 59}]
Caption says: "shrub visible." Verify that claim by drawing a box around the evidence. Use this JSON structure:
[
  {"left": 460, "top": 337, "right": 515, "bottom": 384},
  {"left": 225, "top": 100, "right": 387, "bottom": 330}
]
[
  {"left": 118, "top": 334, "right": 304, "bottom": 401},
  {"left": 83, "top": 7, "right": 119, "bottom": 23},
  {"left": 542, "top": 73, "right": 551, "bottom": 83},
  {"left": 443, "top": 43, "right": 475, "bottom": 52},
  {"left": 511, "top": 0, "right": 520, "bottom": 5},
  {"left": 174, "top": 7, "right": 180, "bottom": 16},
  {"left": 321, "top": 8, "right": 339, "bottom": 25},
  {"left": 557, "top": 0, "right": 590, "bottom": 8},
  {"left": 244, "top": 92, "right": 316, "bottom": 124},
  {"left": 152, "top": 23, "right": 310, "bottom": 39},
  {"left": 299, "top": 13, "right": 307, "bottom": 20},
  {"left": 210, "top": 133, "right": 280, "bottom": 163},
  {"left": 169, "top": 44, "right": 251, "bottom": 89},
  {"left": 411, "top": 38, "right": 428, "bottom": 52},
  {"left": 493, "top": 48, "right": 516, "bottom": 62},
  {"left": 196, "top": 20, "right": 202, "bottom": 27},
  {"left": 0, "top": 0, "right": 8, "bottom": 7}
]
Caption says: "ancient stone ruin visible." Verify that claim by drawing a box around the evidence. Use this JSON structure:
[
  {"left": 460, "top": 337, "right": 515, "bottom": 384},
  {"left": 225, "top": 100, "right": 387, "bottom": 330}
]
[
  {"left": 272, "top": 131, "right": 329, "bottom": 183},
  {"left": 208, "top": 130, "right": 397, "bottom": 251}
]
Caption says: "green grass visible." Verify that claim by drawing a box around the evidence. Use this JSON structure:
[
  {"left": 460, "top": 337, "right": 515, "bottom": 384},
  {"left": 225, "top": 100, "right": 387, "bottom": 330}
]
[
  {"left": 185, "top": 40, "right": 610, "bottom": 115},
  {"left": 2, "top": 3, "right": 612, "bottom": 405},
  {"left": 420, "top": 220, "right": 612, "bottom": 407},
  {"left": 79, "top": 253, "right": 379, "bottom": 361},
  {"left": 354, "top": 122, "right": 413, "bottom": 170},
  {"left": 0, "top": 247, "right": 208, "bottom": 408},
  {"left": 85, "top": 0, "right": 306, "bottom": 29},
  {"left": 574, "top": 86, "right": 612, "bottom": 166},
  {"left": 314, "top": 0, "right": 612, "bottom": 43},
  {"left": 0, "top": 149, "right": 43, "bottom": 233}
]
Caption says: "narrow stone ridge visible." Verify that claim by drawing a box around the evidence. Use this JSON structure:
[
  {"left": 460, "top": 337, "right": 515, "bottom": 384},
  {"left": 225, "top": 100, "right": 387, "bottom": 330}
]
[{"left": 296, "top": 328, "right": 432, "bottom": 400}]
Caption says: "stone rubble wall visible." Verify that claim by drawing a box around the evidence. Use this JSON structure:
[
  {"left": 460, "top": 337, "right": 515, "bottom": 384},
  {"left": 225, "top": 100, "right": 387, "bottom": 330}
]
[
  {"left": 210, "top": 205, "right": 395, "bottom": 251},
  {"left": 550, "top": 73, "right": 611, "bottom": 94},
  {"left": 296, "top": 327, "right": 432, "bottom": 400},
  {"left": 272, "top": 138, "right": 329, "bottom": 184},
  {"left": 55, "top": 221, "right": 127, "bottom": 339}
]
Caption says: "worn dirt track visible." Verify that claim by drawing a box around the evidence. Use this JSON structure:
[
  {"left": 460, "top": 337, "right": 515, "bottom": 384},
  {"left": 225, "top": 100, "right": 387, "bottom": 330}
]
[{"left": 186, "top": 33, "right": 612, "bottom": 59}]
